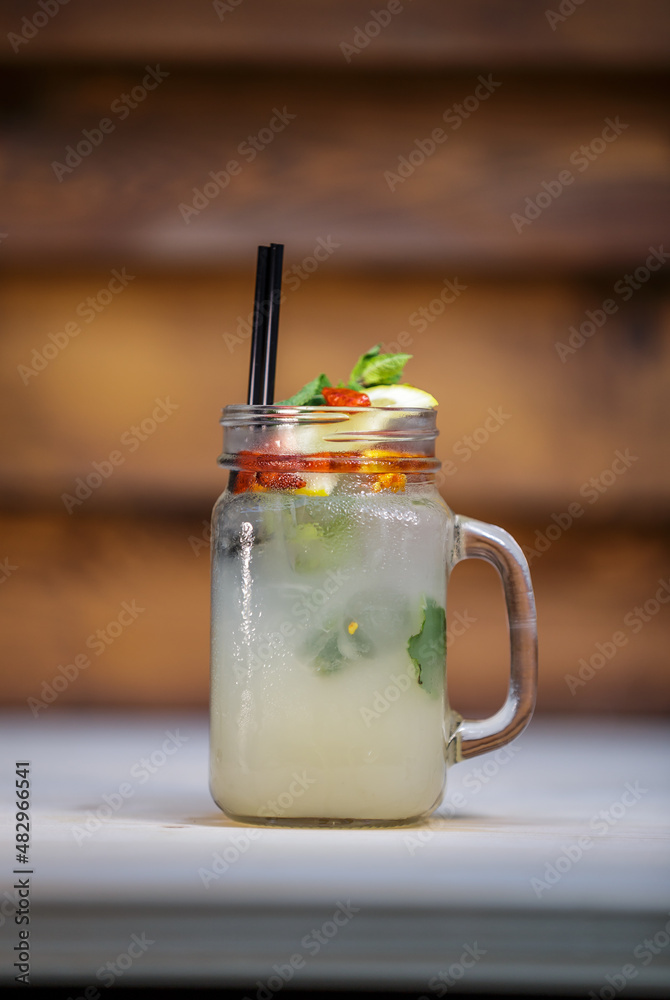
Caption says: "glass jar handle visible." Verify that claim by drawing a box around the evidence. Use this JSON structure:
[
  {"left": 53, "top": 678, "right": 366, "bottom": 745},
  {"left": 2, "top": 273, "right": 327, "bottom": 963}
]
[{"left": 448, "top": 516, "right": 537, "bottom": 761}]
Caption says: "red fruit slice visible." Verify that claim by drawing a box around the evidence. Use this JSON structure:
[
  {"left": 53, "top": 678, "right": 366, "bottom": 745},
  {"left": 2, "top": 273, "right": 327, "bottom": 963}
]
[
  {"left": 322, "top": 387, "right": 370, "bottom": 407},
  {"left": 257, "top": 473, "right": 307, "bottom": 490}
]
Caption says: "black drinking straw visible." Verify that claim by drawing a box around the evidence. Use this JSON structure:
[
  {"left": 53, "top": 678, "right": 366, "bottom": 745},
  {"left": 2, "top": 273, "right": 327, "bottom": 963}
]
[
  {"left": 247, "top": 245, "right": 270, "bottom": 405},
  {"left": 262, "top": 243, "right": 284, "bottom": 404},
  {"left": 247, "top": 242, "right": 284, "bottom": 405}
]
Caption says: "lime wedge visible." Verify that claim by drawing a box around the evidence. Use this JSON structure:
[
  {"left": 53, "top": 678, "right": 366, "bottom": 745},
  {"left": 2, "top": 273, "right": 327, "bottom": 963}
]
[{"left": 365, "top": 384, "right": 438, "bottom": 408}]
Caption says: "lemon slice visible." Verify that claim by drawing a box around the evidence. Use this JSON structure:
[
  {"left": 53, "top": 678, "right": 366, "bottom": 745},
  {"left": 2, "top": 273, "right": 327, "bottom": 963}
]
[
  {"left": 365, "top": 384, "right": 438, "bottom": 408},
  {"left": 285, "top": 385, "right": 437, "bottom": 457},
  {"left": 294, "top": 473, "right": 335, "bottom": 496}
]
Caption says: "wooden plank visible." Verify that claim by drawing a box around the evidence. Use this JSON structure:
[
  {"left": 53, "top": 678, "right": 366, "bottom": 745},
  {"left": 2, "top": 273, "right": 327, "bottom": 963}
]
[
  {"left": 1, "top": 274, "right": 669, "bottom": 514},
  {"left": 0, "top": 70, "right": 668, "bottom": 271},
  {"left": 1, "top": 0, "right": 669, "bottom": 68},
  {"left": 1, "top": 513, "right": 668, "bottom": 714}
]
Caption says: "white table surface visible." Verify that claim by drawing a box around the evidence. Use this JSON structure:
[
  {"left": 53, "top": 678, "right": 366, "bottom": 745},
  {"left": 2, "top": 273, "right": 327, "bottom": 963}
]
[{"left": 0, "top": 712, "right": 669, "bottom": 994}]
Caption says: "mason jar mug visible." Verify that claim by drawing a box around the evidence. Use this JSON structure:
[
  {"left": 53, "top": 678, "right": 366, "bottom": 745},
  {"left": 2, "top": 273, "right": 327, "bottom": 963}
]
[{"left": 210, "top": 405, "right": 537, "bottom": 826}]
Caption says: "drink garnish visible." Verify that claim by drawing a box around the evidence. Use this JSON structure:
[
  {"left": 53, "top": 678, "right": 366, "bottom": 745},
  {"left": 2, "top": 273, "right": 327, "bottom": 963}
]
[
  {"left": 407, "top": 597, "right": 447, "bottom": 696},
  {"left": 322, "top": 387, "right": 370, "bottom": 406},
  {"left": 371, "top": 473, "right": 406, "bottom": 493},
  {"left": 302, "top": 591, "right": 445, "bottom": 693},
  {"left": 348, "top": 344, "right": 412, "bottom": 390},
  {"left": 278, "top": 372, "right": 331, "bottom": 406},
  {"left": 365, "top": 385, "right": 438, "bottom": 408},
  {"left": 276, "top": 344, "right": 436, "bottom": 406}
]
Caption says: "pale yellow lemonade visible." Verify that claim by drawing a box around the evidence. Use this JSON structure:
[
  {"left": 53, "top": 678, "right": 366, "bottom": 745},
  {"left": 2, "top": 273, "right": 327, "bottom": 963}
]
[{"left": 210, "top": 476, "right": 451, "bottom": 824}]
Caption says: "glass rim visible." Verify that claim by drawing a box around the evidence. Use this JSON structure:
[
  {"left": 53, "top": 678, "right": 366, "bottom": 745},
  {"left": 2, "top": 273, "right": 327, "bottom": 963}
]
[{"left": 220, "top": 404, "right": 438, "bottom": 427}]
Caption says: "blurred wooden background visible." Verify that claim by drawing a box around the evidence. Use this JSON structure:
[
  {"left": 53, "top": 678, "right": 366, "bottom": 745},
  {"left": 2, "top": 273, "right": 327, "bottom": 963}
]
[{"left": 1, "top": 0, "right": 669, "bottom": 714}]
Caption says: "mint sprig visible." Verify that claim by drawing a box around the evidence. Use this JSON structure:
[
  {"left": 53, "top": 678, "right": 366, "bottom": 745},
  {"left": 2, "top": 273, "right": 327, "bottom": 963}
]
[{"left": 276, "top": 345, "right": 413, "bottom": 404}]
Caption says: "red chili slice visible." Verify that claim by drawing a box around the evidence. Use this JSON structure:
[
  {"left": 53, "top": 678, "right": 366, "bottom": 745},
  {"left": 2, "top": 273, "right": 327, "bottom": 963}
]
[{"left": 322, "top": 387, "right": 370, "bottom": 407}]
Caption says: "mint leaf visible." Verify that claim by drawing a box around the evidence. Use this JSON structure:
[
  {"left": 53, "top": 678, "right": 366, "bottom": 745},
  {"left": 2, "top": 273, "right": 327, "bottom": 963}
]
[
  {"left": 280, "top": 345, "right": 415, "bottom": 402},
  {"left": 277, "top": 373, "right": 331, "bottom": 406},
  {"left": 303, "top": 587, "right": 409, "bottom": 676},
  {"left": 348, "top": 345, "right": 413, "bottom": 388},
  {"left": 349, "top": 344, "right": 380, "bottom": 387},
  {"left": 407, "top": 597, "right": 446, "bottom": 697},
  {"left": 307, "top": 617, "right": 373, "bottom": 674},
  {"left": 313, "top": 630, "right": 345, "bottom": 674},
  {"left": 358, "top": 353, "right": 412, "bottom": 387}
]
